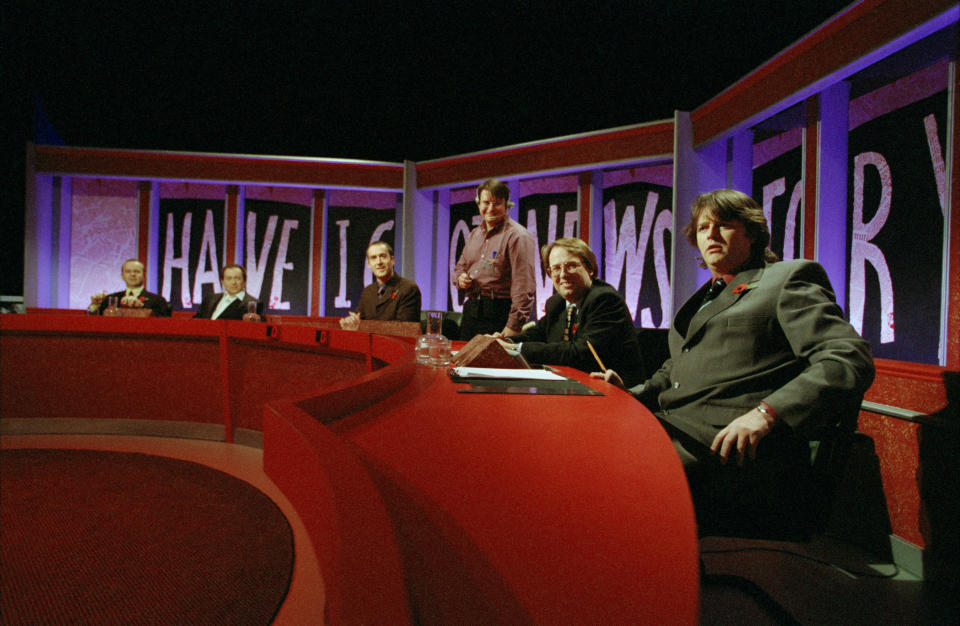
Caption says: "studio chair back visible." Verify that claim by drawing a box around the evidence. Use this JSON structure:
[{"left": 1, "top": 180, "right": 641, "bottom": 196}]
[
  {"left": 697, "top": 396, "right": 892, "bottom": 624},
  {"left": 634, "top": 328, "right": 670, "bottom": 380},
  {"left": 713, "top": 402, "right": 869, "bottom": 543},
  {"left": 419, "top": 310, "right": 461, "bottom": 340}
]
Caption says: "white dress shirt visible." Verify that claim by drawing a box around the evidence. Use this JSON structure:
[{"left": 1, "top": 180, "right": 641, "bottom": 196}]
[{"left": 211, "top": 291, "right": 245, "bottom": 320}]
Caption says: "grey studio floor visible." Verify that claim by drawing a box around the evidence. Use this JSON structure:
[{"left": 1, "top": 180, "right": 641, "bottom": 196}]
[{"left": 698, "top": 533, "right": 958, "bottom": 625}]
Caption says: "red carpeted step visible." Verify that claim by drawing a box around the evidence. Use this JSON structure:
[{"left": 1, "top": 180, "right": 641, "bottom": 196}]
[{"left": 0, "top": 449, "right": 294, "bottom": 624}]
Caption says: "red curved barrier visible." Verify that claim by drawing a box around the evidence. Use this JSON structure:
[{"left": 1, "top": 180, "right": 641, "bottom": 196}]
[{"left": 1, "top": 314, "right": 699, "bottom": 624}]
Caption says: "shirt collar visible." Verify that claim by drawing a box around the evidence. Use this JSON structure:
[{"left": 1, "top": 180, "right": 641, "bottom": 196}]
[
  {"left": 223, "top": 290, "right": 245, "bottom": 302},
  {"left": 483, "top": 219, "right": 506, "bottom": 237}
]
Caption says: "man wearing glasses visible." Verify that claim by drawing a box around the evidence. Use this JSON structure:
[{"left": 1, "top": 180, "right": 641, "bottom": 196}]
[{"left": 495, "top": 237, "right": 644, "bottom": 386}]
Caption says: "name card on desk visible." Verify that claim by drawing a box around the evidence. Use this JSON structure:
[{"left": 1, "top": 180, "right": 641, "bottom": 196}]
[{"left": 452, "top": 334, "right": 529, "bottom": 369}]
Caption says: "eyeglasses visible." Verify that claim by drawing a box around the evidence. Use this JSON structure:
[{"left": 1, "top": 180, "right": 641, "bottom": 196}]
[{"left": 547, "top": 261, "right": 584, "bottom": 277}]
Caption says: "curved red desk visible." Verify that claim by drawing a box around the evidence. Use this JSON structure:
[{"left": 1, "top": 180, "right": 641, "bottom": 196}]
[{"left": 1, "top": 314, "right": 699, "bottom": 624}]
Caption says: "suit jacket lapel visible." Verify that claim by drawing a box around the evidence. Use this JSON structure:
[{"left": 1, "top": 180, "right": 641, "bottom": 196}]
[
  {"left": 681, "top": 266, "right": 765, "bottom": 340},
  {"left": 207, "top": 293, "right": 224, "bottom": 318},
  {"left": 374, "top": 275, "right": 400, "bottom": 311},
  {"left": 376, "top": 286, "right": 394, "bottom": 311},
  {"left": 225, "top": 296, "right": 243, "bottom": 318},
  {"left": 542, "top": 295, "right": 566, "bottom": 343}
]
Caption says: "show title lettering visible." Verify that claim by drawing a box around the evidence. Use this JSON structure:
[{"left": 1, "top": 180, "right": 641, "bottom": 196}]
[
  {"left": 849, "top": 112, "right": 946, "bottom": 345},
  {"left": 332, "top": 218, "right": 394, "bottom": 309},
  {"left": 160, "top": 207, "right": 299, "bottom": 310},
  {"left": 603, "top": 191, "right": 671, "bottom": 328}
]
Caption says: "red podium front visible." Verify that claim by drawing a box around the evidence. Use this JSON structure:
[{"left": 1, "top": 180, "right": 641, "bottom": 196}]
[{"left": 1, "top": 313, "right": 698, "bottom": 624}]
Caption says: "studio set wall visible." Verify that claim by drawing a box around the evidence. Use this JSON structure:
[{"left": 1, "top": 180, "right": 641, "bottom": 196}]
[{"left": 20, "top": 0, "right": 960, "bottom": 579}]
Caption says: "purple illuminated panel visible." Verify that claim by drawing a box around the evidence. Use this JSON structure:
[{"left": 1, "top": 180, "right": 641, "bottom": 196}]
[
  {"left": 518, "top": 175, "right": 579, "bottom": 318},
  {"left": 447, "top": 187, "right": 480, "bottom": 314},
  {"left": 157, "top": 182, "right": 226, "bottom": 311},
  {"left": 324, "top": 190, "right": 399, "bottom": 317},
  {"left": 244, "top": 196, "right": 311, "bottom": 315},
  {"left": 601, "top": 164, "right": 673, "bottom": 328},
  {"left": 68, "top": 178, "right": 138, "bottom": 309},
  {"left": 846, "top": 60, "right": 948, "bottom": 363},
  {"left": 752, "top": 128, "right": 803, "bottom": 262}
]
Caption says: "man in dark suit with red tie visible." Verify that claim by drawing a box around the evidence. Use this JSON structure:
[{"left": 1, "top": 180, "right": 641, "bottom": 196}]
[
  {"left": 88, "top": 259, "right": 171, "bottom": 317},
  {"left": 495, "top": 237, "right": 644, "bottom": 387},
  {"left": 193, "top": 264, "right": 262, "bottom": 321},
  {"left": 340, "top": 241, "right": 421, "bottom": 330}
]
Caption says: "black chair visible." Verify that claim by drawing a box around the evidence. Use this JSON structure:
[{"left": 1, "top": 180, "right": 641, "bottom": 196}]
[
  {"left": 419, "top": 310, "right": 461, "bottom": 340},
  {"left": 634, "top": 328, "right": 670, "bottom": 381},
  {"left": 698, "top": 402, "right": 868, "bottom": 542},
  {"left": 699, "top": 400, "right": 891, "bottom": 623}
]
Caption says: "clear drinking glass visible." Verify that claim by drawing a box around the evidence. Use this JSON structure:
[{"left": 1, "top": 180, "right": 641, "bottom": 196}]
[
  {"left": 242, "top": 300, "right": 259, "bottom": 321},
  {"left": 416, "top": 311, "right": 451, "bottom": 367},
  {"left": 425, "top": 311, "right": 443, "bottom": 336},
  {"left": 103, "top": 295, "right": 120, "bottom": 316}
]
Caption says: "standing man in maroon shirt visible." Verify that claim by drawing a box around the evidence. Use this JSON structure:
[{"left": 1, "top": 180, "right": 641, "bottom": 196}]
[{"left": 453, "top": 179, "right": 537, "bottom": 341}]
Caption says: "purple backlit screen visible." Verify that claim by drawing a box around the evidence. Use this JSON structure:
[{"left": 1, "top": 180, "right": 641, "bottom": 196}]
[
  {"left": 845, "top": 61, "right": 948, "bottom": 363},
  {"left": 601, "top": 180, "right": 673, "bottom": 329}
]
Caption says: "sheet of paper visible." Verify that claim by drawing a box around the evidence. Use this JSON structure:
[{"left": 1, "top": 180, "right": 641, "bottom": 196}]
[{"left": 450, "top": 367, "right": 567, "bottom": 381}]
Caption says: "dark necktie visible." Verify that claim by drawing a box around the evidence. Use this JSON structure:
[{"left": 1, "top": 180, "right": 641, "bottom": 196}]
[
  {"left": 377, "top": 284, "right": 386, "bottom": 299},
  {"left": 564, "top": 304, "right": 578, "bottom": 341},
  {"left": 698, "top": 279, "right": 726, "bottom": 311}
]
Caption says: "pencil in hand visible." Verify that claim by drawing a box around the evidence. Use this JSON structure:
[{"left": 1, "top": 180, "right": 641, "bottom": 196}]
[{"left": 586, "top": 340, "right": 607, "bottom": 372}]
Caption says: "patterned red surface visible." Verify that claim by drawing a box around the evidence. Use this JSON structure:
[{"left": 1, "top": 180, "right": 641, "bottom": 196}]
[
  {"left": 862, "top": 359, "right": 952, "bottom": 548},
  {"left": 0, "top": 449, "right": 293, "bottom": 624}
]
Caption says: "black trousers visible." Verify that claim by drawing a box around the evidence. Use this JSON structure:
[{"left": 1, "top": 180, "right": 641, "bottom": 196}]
[
  {"left": 658, "top": 417, "right": 814, "bottom": 538},
  {"left": 459, "top": 297, "right": 512, "bottom": 341}
]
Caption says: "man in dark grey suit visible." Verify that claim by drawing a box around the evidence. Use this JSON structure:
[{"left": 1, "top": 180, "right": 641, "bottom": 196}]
[
  {"left": 194, "top": 264, "right": 262, "bottom": 321},
  {"left": 598, "top": 189, "right": 875, "bottom": 535}
]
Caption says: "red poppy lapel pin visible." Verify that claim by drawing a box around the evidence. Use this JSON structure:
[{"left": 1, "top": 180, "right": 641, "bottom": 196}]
[
  {"left": 391, "top": 291, "right": 398, "bottom": 300},
  {"left": 732, "top": 282, "right": 759, "bottom": 294}
]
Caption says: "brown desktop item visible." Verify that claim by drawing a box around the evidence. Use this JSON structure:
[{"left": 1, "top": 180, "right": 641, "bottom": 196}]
[
  {"left": 358, "top": 319, "right": 422, "bottom": 338},
  {"left": 452, "top": 335, "right": 530, "bottom": 369},
  {"left": 116, "top": 308, "right": 154, "bottom": 318}
]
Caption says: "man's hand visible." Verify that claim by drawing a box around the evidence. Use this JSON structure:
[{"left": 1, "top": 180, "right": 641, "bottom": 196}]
[
  {"left": 339, "top": 312, "right": 361, "bottom": 331},
  {"left": 710, "top": 407, "right": 777, "bottom": 466},
  {"left": 120, "top": 295, "right": 143, "bottom": 308},
  {"left": 590, "top": 369, "right": 625, "bottom": 389},
  {"left": 89, "top": 291, "right": 107, "bottom": 312},
  {"left": 499, "top": 326, "right": 519, "bottom": 338},
  {"left": 456, "top": 273, "right": 474, "bottom": 290}
]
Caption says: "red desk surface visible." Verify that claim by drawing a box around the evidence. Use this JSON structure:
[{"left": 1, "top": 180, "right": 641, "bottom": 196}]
[
  {"left": 273, "top": 364, "right": 700, "bottom": 624},
  {"left": 2, "top": 314, "right": 699, "bottom": 623}
]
